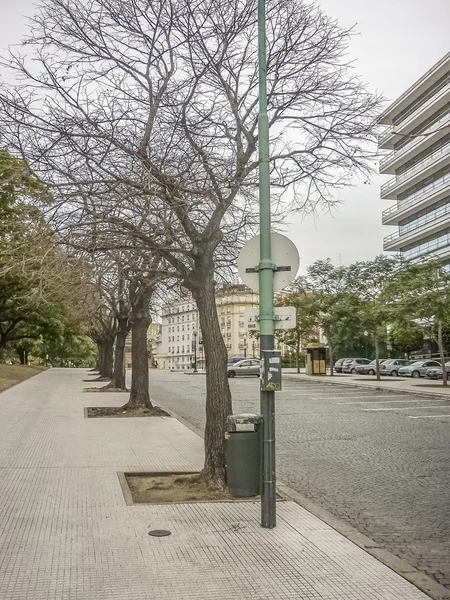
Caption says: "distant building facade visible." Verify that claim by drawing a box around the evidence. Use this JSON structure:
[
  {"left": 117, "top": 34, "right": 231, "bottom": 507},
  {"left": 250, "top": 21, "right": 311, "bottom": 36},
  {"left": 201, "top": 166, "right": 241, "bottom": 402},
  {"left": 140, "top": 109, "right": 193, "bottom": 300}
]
[
  {"left": 216, "top": 284, "right": 260, "bottom": 359},
  {"left": 158, "top": 297, "right": 199, "bottom": 371},
  {"left": 380, "top": 52, "right": 450, "bottom": 262}
]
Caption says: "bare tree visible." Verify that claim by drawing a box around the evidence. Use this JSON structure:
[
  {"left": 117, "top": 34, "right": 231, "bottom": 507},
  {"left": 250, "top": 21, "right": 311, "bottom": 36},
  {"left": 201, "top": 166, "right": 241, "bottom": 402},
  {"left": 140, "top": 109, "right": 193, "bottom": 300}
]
[{"left": 0, "top": 0, "right": 382, "bottom": 487}]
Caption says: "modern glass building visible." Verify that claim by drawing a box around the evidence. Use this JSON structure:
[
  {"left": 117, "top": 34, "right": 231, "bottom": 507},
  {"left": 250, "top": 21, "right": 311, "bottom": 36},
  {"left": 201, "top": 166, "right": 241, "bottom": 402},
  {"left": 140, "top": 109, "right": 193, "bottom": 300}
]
[{"left": 380, "top": 52, "right": 450, "bottom": 262}]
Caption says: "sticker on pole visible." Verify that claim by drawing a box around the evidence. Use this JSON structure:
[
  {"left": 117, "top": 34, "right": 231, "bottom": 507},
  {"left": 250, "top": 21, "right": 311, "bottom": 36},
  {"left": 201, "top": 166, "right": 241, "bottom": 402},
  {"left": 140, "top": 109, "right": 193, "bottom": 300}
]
[
  {"left": 245, "top": 306, "right": 297, "bottom": 330},
  {"left": 237, "top": 233, "right": 300, "bottom": 292}
]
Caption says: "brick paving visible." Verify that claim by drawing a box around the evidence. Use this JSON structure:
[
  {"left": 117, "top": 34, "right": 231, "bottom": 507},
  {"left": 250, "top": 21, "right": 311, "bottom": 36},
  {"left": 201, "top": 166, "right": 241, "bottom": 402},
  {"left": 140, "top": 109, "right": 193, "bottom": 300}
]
[
  {"left": 0, "top": 368, "right": 437, "bottom": 599},
  {"left": 149, "top": 370, "right": 450, "bottom": 593}
]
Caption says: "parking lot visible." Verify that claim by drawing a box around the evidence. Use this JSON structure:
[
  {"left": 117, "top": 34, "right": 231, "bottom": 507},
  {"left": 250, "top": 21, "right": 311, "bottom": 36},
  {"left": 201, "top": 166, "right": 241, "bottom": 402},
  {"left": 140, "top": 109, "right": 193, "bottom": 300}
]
[{"left": 149, "top": 370, "right": 450, "bottom": 590}]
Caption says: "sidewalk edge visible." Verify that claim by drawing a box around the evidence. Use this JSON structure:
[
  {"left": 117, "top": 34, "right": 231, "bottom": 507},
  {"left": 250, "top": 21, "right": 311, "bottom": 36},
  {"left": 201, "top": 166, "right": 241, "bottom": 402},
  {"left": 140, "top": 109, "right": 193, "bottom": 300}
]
[
  {"left": 156, "top": 401, "right": 450, "bottom": 600},
  {"left": 277, "top": 484, "right": 450, "bottom": 600},
  {"left": 283, "top": 372, "right": 450, "bottom": 400}
]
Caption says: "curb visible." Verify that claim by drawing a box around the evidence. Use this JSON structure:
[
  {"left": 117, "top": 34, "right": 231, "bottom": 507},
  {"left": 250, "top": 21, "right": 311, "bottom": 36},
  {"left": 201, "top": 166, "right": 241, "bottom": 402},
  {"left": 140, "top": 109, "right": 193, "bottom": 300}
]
[
  {"left": 282, "top": 372, "right": 450, "bottom": 400},
  {"left": 277, "top": 484, "right": 450, "bottom": 600}
]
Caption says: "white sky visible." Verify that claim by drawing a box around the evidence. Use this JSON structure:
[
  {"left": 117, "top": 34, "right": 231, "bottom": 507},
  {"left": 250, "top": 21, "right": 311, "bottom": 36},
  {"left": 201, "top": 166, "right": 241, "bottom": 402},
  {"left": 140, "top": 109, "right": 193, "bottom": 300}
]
[{"left": 2, "top": 0, "right": 450, "bottom": 272}]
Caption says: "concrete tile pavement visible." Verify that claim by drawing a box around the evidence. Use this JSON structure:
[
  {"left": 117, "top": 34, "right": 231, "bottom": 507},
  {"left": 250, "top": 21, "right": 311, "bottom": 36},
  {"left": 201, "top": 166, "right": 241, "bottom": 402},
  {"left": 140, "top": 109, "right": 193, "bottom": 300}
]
[{"left": 0, "top": 368, "right": 438, "bottom": 599}]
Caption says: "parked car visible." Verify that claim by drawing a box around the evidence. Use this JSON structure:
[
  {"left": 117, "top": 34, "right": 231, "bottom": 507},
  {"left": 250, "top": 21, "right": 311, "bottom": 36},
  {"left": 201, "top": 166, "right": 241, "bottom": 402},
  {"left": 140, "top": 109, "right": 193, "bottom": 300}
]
[
  {"left": 228, "top": 357, "right": 244, "bottom": 365},
  {"left": 354, "top": 359, "right": 388, "bottom": 375},
  {"left": 379, "top": 358, "right": 411, "bottom": 377},
  {"left": 426, "top": 361, "right": 450, "bottom": 380},
  {"left": 227, "top": 359, "right": 260, "bottom": 378},
  {"left": 333, "top": 358, "right": 347, "bottom": 373},
  {"left": 342, "top": 358, "right": 371, "bottom": 374},
  {"left": 398, "top": 360, "right": 441, "bottom": 378}
]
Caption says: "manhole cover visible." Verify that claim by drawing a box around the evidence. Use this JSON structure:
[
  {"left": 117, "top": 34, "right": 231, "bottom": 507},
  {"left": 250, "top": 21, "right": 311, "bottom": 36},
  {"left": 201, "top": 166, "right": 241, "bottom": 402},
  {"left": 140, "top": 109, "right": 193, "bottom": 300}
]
[{"left": 148, "top": 529, "right": 172, "bottom": 537}]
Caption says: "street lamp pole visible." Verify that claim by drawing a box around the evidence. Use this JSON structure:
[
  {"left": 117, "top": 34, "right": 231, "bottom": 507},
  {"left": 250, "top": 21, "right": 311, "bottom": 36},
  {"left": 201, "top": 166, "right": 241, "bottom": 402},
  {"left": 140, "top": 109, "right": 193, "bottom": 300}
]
[
  {"left": 193, "top": 331, "right": 198, "bottom": 373},
  {"left": 258, "top": 0, "right": 276, "bottom": 529},
  {"left": 243, "top": 334, "right": 247, "bottom": 358}
]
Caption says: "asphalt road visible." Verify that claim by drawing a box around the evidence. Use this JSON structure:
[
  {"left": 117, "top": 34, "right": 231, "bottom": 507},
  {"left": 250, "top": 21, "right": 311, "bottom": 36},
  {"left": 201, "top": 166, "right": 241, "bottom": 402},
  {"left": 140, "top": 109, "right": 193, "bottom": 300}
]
[{"left": 148, "top": 370, "right": 450, "bottom": 590}]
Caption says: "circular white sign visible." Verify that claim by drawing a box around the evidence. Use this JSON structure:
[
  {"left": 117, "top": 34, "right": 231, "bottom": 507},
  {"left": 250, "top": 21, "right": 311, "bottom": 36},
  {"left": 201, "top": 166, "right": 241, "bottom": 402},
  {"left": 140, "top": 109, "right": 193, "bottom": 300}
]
[{"left": 237, "top": 233, "right": 299, "bottom": 292}]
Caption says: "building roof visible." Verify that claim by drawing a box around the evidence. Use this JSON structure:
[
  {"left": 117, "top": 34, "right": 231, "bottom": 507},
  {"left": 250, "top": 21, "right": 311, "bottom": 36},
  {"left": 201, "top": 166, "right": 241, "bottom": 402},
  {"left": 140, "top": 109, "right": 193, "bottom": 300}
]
[{"left": 378, "top": 52, "right": 450, "bottom": 125}]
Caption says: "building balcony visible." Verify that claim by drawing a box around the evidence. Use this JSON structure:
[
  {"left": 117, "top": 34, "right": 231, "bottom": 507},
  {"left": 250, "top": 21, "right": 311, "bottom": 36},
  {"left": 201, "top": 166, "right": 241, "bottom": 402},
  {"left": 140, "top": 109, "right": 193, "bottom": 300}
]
[
  {"left": 383, "top": 210, "right": 450, "bottom": 251},
  {"left": 379, "top": 80, "right": 450, "bottom": 149},
  {"left": 379, "top": 111, "right": 450, "bottom": 174},
  {"left": 382, "top": 171, "right": 450, "bottom": 224},
  {"left": 381, "top": 142, "right": 450, "bottom": 199}
]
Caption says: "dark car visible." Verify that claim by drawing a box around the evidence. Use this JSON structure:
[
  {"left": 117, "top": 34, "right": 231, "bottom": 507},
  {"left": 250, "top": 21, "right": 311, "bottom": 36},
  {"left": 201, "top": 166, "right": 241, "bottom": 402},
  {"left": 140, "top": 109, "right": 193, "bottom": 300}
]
[
  {"left": 333, "top": 358, "right": 347, "bottom": 373},
  {"left": 342, "top": 358, "right": 371, "bottom": 374}
]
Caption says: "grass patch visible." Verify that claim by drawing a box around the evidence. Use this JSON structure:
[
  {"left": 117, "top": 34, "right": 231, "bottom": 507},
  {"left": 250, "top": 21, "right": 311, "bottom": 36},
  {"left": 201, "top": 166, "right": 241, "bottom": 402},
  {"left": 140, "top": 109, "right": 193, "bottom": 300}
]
[{"left": 0, "top": 364, "right": 46, "bottom": 394}]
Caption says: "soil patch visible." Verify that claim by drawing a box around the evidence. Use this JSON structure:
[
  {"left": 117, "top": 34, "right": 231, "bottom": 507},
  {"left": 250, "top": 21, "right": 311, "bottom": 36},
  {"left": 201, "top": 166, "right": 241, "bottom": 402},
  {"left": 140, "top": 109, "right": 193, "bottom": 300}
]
[
  {"left": 0, "top": 364, "right": 46, "bottom": 394},
  {"left": 86, "top": 406, "right": 170, "bottom": 418},
  {"left": 124, "top": 472, "right": 261, "bottom": 504},
  {"left": 83, "top": 386, "right": 129, "bottom": 393}
]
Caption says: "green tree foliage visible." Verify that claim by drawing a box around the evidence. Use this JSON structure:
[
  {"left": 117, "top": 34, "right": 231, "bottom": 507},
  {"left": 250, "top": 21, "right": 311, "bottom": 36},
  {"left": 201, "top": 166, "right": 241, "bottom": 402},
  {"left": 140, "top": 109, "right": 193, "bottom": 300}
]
[
  {"left": 0, "top": 149, "right": 94, "bottom": 361},
  {"left": 275, "top": 292, "right": 319, "bottom": 373},
  {"left": 345, "top": 255, "right": 402, "bottom": 379},
  {"left": 386, "top": 258, "right": 450, "bottom": 386},
  {"left": 388, "top": 321, "right": 423, "bottom": 359}
]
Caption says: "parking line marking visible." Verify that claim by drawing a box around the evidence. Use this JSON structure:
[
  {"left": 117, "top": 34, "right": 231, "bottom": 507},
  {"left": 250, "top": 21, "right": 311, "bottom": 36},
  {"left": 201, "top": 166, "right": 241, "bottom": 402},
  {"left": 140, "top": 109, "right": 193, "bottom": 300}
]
[
  {"left": 408, "top": 414, "right": 450, "bottom": 419},
  {"left": 363, "top": 405, "right": 448, "bottom": 412},
  {"left": 339, "top": 398, "right": 442, "bottom": 405}
]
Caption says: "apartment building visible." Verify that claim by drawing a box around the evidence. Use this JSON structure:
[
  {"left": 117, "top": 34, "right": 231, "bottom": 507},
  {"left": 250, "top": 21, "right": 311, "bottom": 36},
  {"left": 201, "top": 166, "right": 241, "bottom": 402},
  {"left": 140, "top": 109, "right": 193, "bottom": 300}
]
[
  {"left": 216, "top": 284, "right": 260, "bottom": 358},
  {"left": 124, "top": 323, "right": 161, "bottom": 369},
  {"left": 158, "top": 297, "right": 199, "bottom": 371},
  {"left": 380, "top": 52, "right": 450, "bottom": 262}
]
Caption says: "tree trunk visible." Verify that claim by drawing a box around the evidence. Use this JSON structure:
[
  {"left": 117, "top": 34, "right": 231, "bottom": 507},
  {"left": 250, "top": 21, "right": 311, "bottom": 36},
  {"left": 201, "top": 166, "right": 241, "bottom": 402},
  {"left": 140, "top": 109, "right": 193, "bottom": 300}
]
[
  {"left": 122, "top": 289, "right": 153, "bottom": 410},
  {"left": 437, "top": 321, "right": 447, "bottom": 387},
  {"left": 374, "top": 336, "right": 380, "bottom": 381},
  {"left": 17, "top": 347, "right": 25, "bottom": 364},
  {"left": 189, "top": 273, "right": 232, "bottom": 490},
  {"left": 109, "top": 317, "right": 130, "bottom": 390},
  {"left": 100, "top": 338, "right": 114, "bottom": 379},
  {"left": 296, "top": 334, "right": 301, "bottom": 374},
  {"left": 96, "top": 343, "right": 101, "bottom": 371}
]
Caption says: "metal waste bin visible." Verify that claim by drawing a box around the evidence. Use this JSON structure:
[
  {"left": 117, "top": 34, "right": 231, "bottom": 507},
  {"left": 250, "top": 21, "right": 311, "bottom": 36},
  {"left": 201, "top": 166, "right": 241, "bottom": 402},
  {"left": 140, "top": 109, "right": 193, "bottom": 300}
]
[{"left": 225, "top": 413, "right": 261, "bottom": 497}]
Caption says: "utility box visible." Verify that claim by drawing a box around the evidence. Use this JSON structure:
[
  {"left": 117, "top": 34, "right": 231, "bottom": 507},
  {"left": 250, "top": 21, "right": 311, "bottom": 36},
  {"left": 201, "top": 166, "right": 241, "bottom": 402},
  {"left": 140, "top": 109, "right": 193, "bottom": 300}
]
[
  {"left": 306, "top": 344, "right": 327, "bottom": 375},
  {"left": 260, "top": 350, "right": 282, "bottom": 391},
  {"left": 225, "top": 414, "right": 261, "bottom": 498}
]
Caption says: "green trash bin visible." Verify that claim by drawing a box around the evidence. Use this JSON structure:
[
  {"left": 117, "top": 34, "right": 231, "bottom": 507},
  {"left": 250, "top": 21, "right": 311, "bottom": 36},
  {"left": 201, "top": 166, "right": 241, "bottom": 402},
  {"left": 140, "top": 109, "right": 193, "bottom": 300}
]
[{"left": 226, "top": 414, "right": 261, "bottom": 498}]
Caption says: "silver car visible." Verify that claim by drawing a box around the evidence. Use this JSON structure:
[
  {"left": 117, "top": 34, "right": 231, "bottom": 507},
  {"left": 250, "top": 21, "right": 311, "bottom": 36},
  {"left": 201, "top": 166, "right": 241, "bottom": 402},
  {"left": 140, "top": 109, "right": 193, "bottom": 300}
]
[
  {"left": 398, "top": 360, "right": 441, "bottom": 378},
  {"left": 426, "top": 361, "right": 450, "bottom": 380},
  {"left": 342, "top": 358, "right": 371, "bottom": 374},
  {"left": 227, "top": 359, "right": 260, "bottom": 378},
  {"left": 354, "top": 359, "right": 388, "bottom": 375},
  {"left": 379, "top": 359, "right": 411, "bottom": 377}
]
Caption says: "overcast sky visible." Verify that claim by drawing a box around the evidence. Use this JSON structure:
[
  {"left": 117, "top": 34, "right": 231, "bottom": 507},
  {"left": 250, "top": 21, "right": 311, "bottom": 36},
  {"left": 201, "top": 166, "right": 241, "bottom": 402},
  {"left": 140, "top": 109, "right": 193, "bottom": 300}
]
[{"left": 2, "top": 0, "right": 450, "bottom": 272}]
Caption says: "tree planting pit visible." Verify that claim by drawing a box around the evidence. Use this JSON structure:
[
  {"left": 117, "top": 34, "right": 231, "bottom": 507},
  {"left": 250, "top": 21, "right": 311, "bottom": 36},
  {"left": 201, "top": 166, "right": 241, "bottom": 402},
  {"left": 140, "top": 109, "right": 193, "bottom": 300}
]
[{"left": 85, "top": 406, "right": 170, "bottom": 418}]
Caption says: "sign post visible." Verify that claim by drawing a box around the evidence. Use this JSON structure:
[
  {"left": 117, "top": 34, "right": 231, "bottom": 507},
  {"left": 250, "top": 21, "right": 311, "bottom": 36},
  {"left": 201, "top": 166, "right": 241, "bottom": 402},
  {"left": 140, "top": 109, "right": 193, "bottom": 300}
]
[{"left": 257, "top": 0, "right": 276, "bottom": 529}]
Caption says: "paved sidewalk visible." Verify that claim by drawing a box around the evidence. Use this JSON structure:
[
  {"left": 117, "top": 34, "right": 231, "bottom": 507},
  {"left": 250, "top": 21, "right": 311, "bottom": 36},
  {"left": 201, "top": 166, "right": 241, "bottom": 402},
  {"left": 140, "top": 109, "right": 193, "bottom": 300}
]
[
  {"left": 283, "top": 370, "right": 450, "bottom": 397},
  {"left": 0, "top": 369, "right": 439, "bottom": 600}
]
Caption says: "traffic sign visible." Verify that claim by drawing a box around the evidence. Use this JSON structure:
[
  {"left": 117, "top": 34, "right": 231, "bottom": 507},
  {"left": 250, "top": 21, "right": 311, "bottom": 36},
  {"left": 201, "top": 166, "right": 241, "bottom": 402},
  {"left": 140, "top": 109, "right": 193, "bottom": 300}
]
[{"left": 237, "top": 233, "right": 299, "bottom": 292}]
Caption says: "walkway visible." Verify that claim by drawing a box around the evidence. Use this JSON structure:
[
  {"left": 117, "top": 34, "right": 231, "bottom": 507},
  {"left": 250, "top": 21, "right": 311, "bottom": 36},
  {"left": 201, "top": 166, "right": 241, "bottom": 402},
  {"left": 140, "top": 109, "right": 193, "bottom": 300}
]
[{"left": 0, "top": 369, "right": 443, "bottom": 599}]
